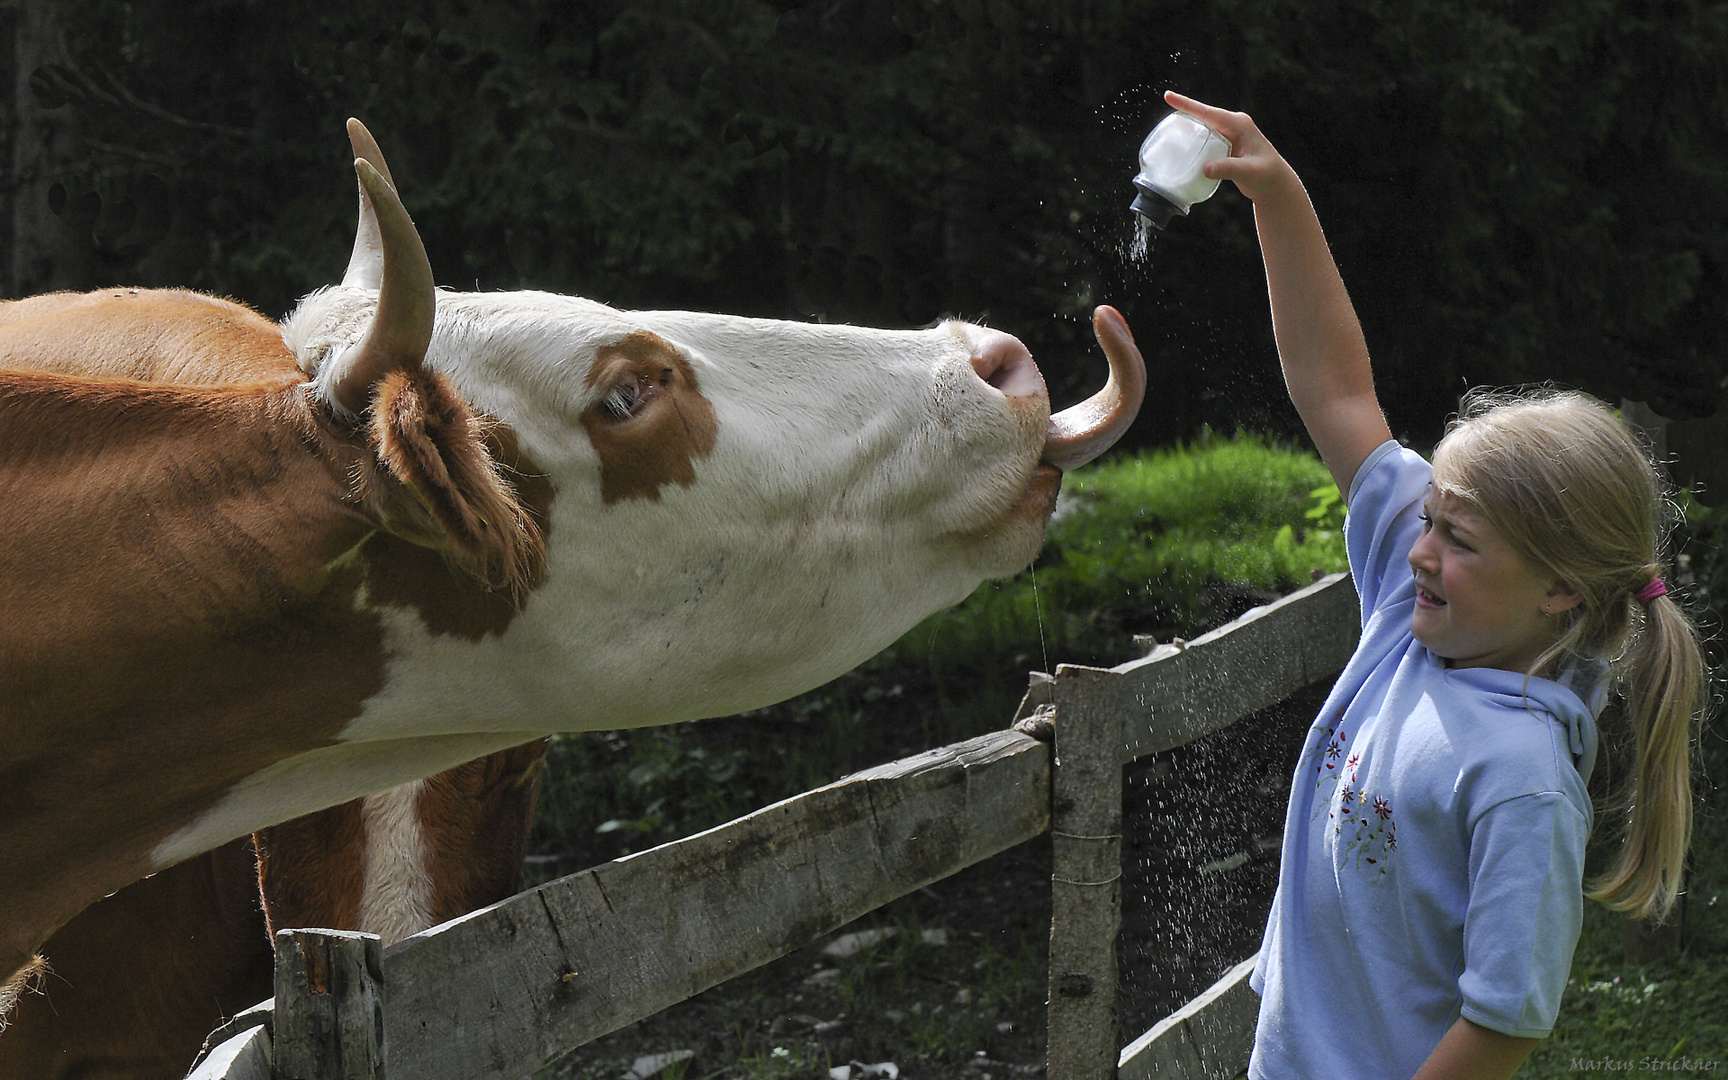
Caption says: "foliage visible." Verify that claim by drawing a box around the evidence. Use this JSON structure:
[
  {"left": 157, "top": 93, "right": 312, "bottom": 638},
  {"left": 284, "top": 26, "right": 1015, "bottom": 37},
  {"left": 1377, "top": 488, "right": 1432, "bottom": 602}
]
[
  {"left": 891, "top": 433, "right": 1347, "bottom": 674},
  {"left": 1043, "top": 430, "right": 1345, "bottom": 616},
  {"left": 11, "top": 0, "right": 1727, "bottom": 449},
  {"left": 534, "top": 728, "right": 753, "bottom": 854},
  {"left": 530, "top": 675, "right": 920, "bottom": 867},
  {"left": 1671, "top": 493, "right": 1728, "bottom": 964}
]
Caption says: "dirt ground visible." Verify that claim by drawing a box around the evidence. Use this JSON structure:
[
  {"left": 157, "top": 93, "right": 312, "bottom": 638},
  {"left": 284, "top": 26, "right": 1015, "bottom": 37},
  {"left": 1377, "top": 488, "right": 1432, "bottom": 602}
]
[{"left": 537, "top": 684, "right": 1327, "bottom": 1080}]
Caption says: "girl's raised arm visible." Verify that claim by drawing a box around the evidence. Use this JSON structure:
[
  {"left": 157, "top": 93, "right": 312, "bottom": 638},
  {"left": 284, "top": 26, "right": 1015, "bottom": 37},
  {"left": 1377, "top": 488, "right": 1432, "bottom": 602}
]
[{"left": 1167, "top": 92, "right": 1392, "bottom": 494}]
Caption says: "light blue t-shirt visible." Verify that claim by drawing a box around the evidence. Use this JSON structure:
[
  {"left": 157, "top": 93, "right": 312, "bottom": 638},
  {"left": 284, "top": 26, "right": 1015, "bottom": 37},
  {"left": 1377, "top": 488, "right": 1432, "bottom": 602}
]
[{"left": 1247, "top": 441, "right": 1604, "bottom": 1080}]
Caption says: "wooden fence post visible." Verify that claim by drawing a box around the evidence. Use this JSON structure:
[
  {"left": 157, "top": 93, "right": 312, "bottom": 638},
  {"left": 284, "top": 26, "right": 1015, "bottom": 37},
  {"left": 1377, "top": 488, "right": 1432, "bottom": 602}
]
[
  {"left": 1047, "top": 664, "right": 1124, "bottom": 1079},
  {"left": 273, "top": 928, "right": 385, "bottom": 1080}
]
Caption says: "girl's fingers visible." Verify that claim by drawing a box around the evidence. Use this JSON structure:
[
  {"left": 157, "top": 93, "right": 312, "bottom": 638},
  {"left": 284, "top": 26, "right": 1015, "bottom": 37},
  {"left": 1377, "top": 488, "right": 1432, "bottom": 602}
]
[
  {"left": 1204, "top": 156, "right": 1264, "bottom": 185},
  {"left": 1162, "top": 90, "right": 1256, "bottom": 149},
  {"left": 1162, "top": 91, "right": 1297, "bottom": 204},
  {"left": 1163, "top": 89, "right": 1222, "bottom": 116},
  {"left": 1203, "top": 156, "right": 1242, "bottom": 180}
]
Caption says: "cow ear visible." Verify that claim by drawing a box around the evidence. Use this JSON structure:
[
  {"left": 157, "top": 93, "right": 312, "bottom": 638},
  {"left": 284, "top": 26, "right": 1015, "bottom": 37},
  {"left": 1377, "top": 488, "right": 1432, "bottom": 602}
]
[{"left": 369, "top": 367, "right": 545, "bottom": 595}]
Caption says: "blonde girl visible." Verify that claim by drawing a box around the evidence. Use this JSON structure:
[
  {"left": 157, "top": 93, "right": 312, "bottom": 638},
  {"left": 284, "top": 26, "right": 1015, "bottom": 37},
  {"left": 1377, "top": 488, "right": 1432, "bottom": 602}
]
[{"left": 1164, "top": 92, "right": 1707, "bottom": 1080}]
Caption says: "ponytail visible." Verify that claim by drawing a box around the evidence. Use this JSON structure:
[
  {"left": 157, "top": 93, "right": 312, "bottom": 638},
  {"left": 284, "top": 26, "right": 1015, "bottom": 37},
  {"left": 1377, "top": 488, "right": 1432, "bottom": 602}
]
[
  {"left": 1431, "top": 389, "right": 1710, "bottom": 925},
  {"left": 1587, "top": 590, "right": 1708, "bottom": 923}
]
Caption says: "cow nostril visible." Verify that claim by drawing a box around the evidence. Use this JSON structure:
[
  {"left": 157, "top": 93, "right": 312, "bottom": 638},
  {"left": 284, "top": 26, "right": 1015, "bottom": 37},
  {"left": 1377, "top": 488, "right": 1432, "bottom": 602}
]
[{"left": 970, "top": 332, "right": 1045, "bottom": 401}]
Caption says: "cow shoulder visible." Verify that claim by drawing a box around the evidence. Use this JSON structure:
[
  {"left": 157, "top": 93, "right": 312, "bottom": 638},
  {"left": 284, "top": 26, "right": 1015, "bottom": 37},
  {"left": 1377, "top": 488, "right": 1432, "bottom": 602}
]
[{"left": 0, "top": 288, "right": 301, "bottom": 387}]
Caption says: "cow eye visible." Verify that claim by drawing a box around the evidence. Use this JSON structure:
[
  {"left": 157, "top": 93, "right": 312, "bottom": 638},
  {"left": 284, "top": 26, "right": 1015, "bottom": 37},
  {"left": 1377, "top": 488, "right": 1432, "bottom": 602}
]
[{"left": 601, "top": 380, "right": 639, "bottom": 419}]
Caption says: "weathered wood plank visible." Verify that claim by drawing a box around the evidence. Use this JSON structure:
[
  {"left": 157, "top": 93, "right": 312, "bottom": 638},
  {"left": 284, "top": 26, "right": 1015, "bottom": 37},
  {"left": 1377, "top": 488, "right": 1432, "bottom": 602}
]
[
  {"left": 187, "top": 1022, "right": 272, "bottom": 1080},
  {"left": 1117, "top": 956, "right": 1258, "bottom": 1080},
  {"left": 273, "top": 929, "right": 384, "bottom": 1080},
  {"left": 1106, "top": 574, "right": 1360, "bottom": 763},
  {"left": 379, "top": 727, "right": 1051, "bottom": 1080},
  {"left": 1045, "top": 666, "right": 1126, "bottom": 1080},
  {"left": 189, "top": 998, "right": 273, "bottom": 1075}
]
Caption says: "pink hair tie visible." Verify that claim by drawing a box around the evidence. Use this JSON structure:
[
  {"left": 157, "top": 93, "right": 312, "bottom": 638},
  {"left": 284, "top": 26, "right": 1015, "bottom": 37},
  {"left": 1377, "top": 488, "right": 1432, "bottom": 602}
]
[{"left": 1634, "top": 578, "right": 1669, "bottom": 606}]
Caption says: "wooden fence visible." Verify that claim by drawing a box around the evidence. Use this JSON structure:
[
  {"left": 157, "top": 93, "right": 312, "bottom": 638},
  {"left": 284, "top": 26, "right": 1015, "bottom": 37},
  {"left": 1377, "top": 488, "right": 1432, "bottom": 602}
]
[{"left": 189, "top": 572, "right": 1361, "bottom": 1080}]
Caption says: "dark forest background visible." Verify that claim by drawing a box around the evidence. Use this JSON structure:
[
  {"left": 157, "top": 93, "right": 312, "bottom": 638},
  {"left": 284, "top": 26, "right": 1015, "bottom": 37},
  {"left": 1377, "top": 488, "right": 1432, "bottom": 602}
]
[{"left": 3, "top": 0, "right": 1725, "bottom": 453}]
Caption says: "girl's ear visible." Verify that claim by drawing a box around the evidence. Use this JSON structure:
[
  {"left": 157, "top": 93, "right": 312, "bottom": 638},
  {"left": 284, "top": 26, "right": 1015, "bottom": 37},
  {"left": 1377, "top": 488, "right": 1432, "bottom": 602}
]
[{"left": 1542, "top": 581, "right": 1584, "bottom": 616}]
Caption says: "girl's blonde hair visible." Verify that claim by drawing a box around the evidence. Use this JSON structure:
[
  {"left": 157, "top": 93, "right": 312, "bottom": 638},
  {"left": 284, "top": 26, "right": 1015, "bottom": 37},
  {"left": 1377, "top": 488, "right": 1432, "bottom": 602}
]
[{"left": 1431, "top": 388, "right": 1707, "bottom": 923}]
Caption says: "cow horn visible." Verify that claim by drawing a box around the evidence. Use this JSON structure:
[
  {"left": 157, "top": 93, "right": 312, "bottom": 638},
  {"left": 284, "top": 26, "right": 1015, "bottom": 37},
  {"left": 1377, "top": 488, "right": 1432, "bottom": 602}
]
[
  {"left": 342, "top": 118, "right": 397, "bottom": 290},
  {"left": 326, "top": 158, "right": 436, "bottom": 416},
  {"left": 1040, "top": 305, "right": 1147, "bottom": 469}
]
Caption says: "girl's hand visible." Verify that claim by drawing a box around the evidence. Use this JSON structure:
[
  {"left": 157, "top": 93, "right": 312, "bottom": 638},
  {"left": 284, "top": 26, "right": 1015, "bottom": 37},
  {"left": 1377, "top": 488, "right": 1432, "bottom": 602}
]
[{"left": 1163, "top": 91, "right": 1303, "bottom": 207}]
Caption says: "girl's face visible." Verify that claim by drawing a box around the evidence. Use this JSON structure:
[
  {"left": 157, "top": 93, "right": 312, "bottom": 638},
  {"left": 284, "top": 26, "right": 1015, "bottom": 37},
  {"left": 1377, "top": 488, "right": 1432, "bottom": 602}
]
[{"left": 1408, "top": 490, "right": 1578, "bottom": 673}]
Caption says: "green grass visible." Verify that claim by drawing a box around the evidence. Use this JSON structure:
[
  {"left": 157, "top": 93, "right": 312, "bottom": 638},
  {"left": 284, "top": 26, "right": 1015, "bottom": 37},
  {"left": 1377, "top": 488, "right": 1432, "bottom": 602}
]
[
  {"left": 889, "top": 430, "right": 1347, "bottom": 674},
  {"left": 827, "top": 911, "right": 1045, "bottom": 1064},
  {"left": 719, "top": 1039, "right": 831, "bottom": 1080}
]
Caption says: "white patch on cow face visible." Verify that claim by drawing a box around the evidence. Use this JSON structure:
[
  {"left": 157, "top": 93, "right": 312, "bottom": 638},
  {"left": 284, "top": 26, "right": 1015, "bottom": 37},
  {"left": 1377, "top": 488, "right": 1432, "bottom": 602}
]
[
  {"left": 357, "top": 780, "right": 436, "bottom": 945},
  {"left": 285, "top": 288, "right": 1056, "bottom": 740}
]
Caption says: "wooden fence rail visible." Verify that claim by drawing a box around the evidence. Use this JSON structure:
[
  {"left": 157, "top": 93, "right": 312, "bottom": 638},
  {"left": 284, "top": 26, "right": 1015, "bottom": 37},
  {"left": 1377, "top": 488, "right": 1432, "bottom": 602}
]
[{"left": 191, "top": 573, "right": 1360, "bottom": 1080}]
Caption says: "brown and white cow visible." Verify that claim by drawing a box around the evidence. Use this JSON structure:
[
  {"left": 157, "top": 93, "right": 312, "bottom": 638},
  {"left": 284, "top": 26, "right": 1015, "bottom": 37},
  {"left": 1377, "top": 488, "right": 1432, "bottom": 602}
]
[
  {"left": 0, "top": 120, "right": 1144, "bottom": 1003},
  {"left": 0, "top": 260, "right": 551, "bottom": 1076},
  {"left": 0, "top": 742, "right": 547, "bottom": 1079}
]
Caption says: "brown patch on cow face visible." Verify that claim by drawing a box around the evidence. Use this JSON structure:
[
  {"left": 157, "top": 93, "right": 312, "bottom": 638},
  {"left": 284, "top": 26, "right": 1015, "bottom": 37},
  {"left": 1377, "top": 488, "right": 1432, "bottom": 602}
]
[
  {"left": 358, "top": 420, "right": 555, "bottom": 641},
  {"left": 420, "top": 739, "right": 549, "bottom": 925},
  {"left": 579, "top": 331, "right": 718, "bottom": 504},
  {"left": 253, "top": 802, "right": 368, "bottom": 938}
]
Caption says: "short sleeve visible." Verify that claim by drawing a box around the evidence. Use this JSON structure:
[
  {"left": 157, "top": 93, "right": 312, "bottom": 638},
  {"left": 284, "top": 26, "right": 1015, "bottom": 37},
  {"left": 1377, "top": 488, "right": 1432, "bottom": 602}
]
[
  {"left": 1343, "top": 441, "right": 1431, "bottom": 619},
  {"left": 1457, "top": 792, "right": 1589, "bottom": 1038}
]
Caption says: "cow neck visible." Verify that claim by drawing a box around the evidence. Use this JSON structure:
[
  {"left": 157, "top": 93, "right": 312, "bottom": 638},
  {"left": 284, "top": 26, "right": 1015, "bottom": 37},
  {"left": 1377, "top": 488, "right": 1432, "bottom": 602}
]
[{"left": 0, "top": 371, "right": 390, "bottom": 981}]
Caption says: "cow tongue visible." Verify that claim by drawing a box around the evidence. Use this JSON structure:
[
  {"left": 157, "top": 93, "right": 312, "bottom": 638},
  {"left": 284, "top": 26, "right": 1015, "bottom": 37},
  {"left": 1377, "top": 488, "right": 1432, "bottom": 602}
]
[{"left": 1040, "top": 305, "right": 1146, "bottom": 470}]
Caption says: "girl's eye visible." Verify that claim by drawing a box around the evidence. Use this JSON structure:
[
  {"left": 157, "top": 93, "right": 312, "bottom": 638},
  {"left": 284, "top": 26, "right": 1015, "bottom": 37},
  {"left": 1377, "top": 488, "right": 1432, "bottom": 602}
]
[
  {"left": 1439, "top": 527, "right": 1472, "bottom": 553},
  {"left": 1418, "top": 512, "right": 1433, "bottom": 530}
]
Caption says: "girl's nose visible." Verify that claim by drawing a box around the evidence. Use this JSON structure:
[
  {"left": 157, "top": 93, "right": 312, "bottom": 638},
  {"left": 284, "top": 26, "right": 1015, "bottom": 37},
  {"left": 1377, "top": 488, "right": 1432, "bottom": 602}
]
[{"left": 1409, "top": 527, "right": 1438, "bottom": 574}]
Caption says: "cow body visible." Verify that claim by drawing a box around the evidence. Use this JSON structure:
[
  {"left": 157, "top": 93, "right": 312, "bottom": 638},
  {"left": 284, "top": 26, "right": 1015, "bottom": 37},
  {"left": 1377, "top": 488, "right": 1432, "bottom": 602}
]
[
  {"left": 0, "top": 123, "right": 1144, "bottom": 995},
  {"left": 0, "top": 841, "right": 273, "bottom": 1080},
  {"left": 0, "top": 742, "right": 547, "bottom": 1078}
]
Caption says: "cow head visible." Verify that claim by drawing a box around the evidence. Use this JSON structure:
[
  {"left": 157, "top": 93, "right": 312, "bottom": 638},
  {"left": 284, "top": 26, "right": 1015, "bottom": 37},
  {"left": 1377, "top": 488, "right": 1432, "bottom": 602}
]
[{"left": 282, "top": 121, "right": 1145, "bottom": 737}]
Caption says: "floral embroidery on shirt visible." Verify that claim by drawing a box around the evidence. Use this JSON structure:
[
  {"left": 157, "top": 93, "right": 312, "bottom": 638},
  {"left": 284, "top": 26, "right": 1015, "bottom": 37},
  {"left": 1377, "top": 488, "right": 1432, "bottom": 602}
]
[{"left": 1306, "top": 716, "right": 1397, "bottom": 882}]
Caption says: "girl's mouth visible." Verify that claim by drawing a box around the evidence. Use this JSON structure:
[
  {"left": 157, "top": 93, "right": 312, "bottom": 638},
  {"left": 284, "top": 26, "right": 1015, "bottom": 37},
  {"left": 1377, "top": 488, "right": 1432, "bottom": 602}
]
[{"left": 1415, "top": 581, "right": 1447, "bottom": 608}]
